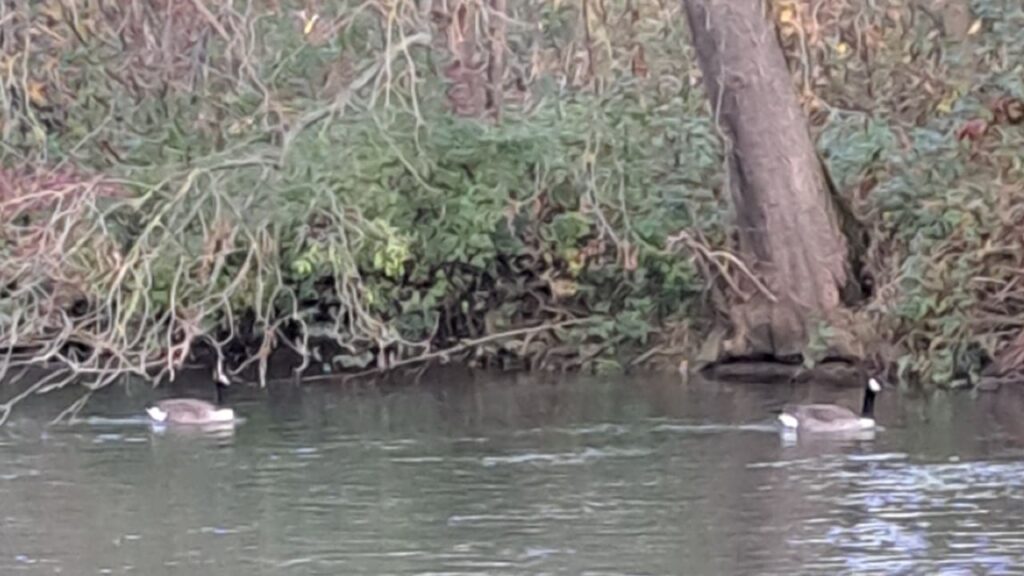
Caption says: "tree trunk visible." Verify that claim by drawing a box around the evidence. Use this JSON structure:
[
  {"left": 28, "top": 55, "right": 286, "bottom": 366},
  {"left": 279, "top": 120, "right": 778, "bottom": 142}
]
[
  {"left": 434, "top": 0, "right": 506, "bottom": 121},
  {"left": 486, "top": 0, "right": 506, "bottom": 122},
  {"left": 682, "top": 0, "right": 860, "bottom": 360},
  {"left": 438, "top": 1, "right": 487, "bottom": 118}
]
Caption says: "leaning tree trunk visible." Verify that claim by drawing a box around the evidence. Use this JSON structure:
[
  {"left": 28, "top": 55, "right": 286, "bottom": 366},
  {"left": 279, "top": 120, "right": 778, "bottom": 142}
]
[{"left": 682, "top": 0, "right": 860, "bottom": 362}]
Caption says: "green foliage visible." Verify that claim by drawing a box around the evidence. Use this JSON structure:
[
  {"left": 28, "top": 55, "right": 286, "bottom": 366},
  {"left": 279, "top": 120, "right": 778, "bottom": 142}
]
[
  {"left": 269, "top": 97, "right": 720, "bottom": 355},
  {"left": 4, "top": 0, "right": 1024, "bottom": 392},
  {"left": 772, "top": 0, "right": 1024, "bottom": 388}
]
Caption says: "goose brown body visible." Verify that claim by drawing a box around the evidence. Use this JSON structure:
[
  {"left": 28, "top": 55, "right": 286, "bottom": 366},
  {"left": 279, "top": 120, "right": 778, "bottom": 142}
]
[
  {"left": 777, "top": 377, "right": 882, "bottom": 434},
  {"left": 146, "top": 398, "right": 235, "bottom": 425},
  {"left": 778, "top": 403, "right": 869, "bottom": 433}
]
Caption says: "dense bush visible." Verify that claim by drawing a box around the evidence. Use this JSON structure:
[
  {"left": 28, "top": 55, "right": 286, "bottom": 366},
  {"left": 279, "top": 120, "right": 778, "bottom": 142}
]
[
  {"left": 2, "top": 0, "right": 1023, "bottom": 398},
  {"left": 0, "top": 1, "right": 724, "bottom": 392},
  {"left": 798, "top": 0, "right": 1024, "bottom": 387}
]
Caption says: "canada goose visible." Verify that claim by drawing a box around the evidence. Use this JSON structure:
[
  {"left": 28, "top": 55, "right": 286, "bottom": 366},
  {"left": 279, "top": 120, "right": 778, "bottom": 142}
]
[
  {"left": 145, "top": 367, "right": 237, "bottom": 425},
  {"left": 145, "top": 398, "right": 235, "bottom": 425},
  {"left": 777, "top": 377, "right": 882, "bottom": 433}
]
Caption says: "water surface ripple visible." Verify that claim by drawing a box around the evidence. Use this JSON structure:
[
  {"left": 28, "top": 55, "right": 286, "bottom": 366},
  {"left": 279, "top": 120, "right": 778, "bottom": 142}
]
[{"left": 1, "top": 373, "right": 1024, "bottom": 575}]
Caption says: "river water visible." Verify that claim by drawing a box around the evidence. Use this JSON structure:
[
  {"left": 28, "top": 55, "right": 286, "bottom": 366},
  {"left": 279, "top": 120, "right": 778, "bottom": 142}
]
[{"left": 2, "top": 370, "right": 1024, "bottom": 575}]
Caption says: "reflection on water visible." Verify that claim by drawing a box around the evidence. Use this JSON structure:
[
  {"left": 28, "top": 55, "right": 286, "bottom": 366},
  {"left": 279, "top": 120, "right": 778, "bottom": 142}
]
[{"left": 2, "top": 371, "right": 1024, "bottom": 575}]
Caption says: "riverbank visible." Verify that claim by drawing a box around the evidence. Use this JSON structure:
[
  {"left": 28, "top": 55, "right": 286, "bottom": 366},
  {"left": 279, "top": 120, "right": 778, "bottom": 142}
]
[{"left": 2, "top": 1, "right": 1023, "bottom": 394}]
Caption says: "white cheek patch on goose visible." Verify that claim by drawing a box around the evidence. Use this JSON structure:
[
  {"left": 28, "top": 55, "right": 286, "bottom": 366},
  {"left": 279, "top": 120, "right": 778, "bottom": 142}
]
[
  {"left": 146, "top": 406, "right": 168, "bottom": 422},
  {"left": 777, "top": 413, "right": 799, "bottom": 429}
]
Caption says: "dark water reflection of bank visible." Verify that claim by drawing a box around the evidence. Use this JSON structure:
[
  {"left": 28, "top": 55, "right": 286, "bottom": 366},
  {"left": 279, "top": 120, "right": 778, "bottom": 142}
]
[{"left": 2, "top": 369, "right": 1024, "bottom": 575}]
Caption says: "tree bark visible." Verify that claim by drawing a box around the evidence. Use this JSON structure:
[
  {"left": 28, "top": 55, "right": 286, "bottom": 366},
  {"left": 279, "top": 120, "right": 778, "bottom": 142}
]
[
  {"left": 682, "top": 0, "right": 859, "bottom": 360},
  {"left": 438, "top": 1, "right": 487, "bottom": 118},
  {"left": 487, "top": 0, "right": 507, "bottom": 121},
  {"left": 433, "top": 0, "right": 506, "bottom": 121}
]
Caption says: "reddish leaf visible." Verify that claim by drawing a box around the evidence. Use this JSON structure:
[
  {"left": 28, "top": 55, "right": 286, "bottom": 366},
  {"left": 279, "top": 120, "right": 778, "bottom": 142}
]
[{"left": 956, "top": 118, "right": 988, "bottom": 142}]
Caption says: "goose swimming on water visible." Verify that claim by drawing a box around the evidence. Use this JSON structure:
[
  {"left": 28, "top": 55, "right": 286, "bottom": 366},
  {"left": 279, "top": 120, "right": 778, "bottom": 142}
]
[
  {"left": 777, "top": 377, "right": 882, "bottom": 433},
  {"left": 145, "top": 365, "right": 238, "bottom": 425},
  {"left": 145, "top": 398, "right": 235, "bottom": 425}
]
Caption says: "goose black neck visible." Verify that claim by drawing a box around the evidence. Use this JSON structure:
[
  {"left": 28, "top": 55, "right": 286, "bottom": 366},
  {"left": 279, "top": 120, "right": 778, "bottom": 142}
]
[
  {"left": 861, "top": 385, "right": 876, "bottom": 418},
  {"left": 214, "top": 378, "right": 225, "bottom": 405}
]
